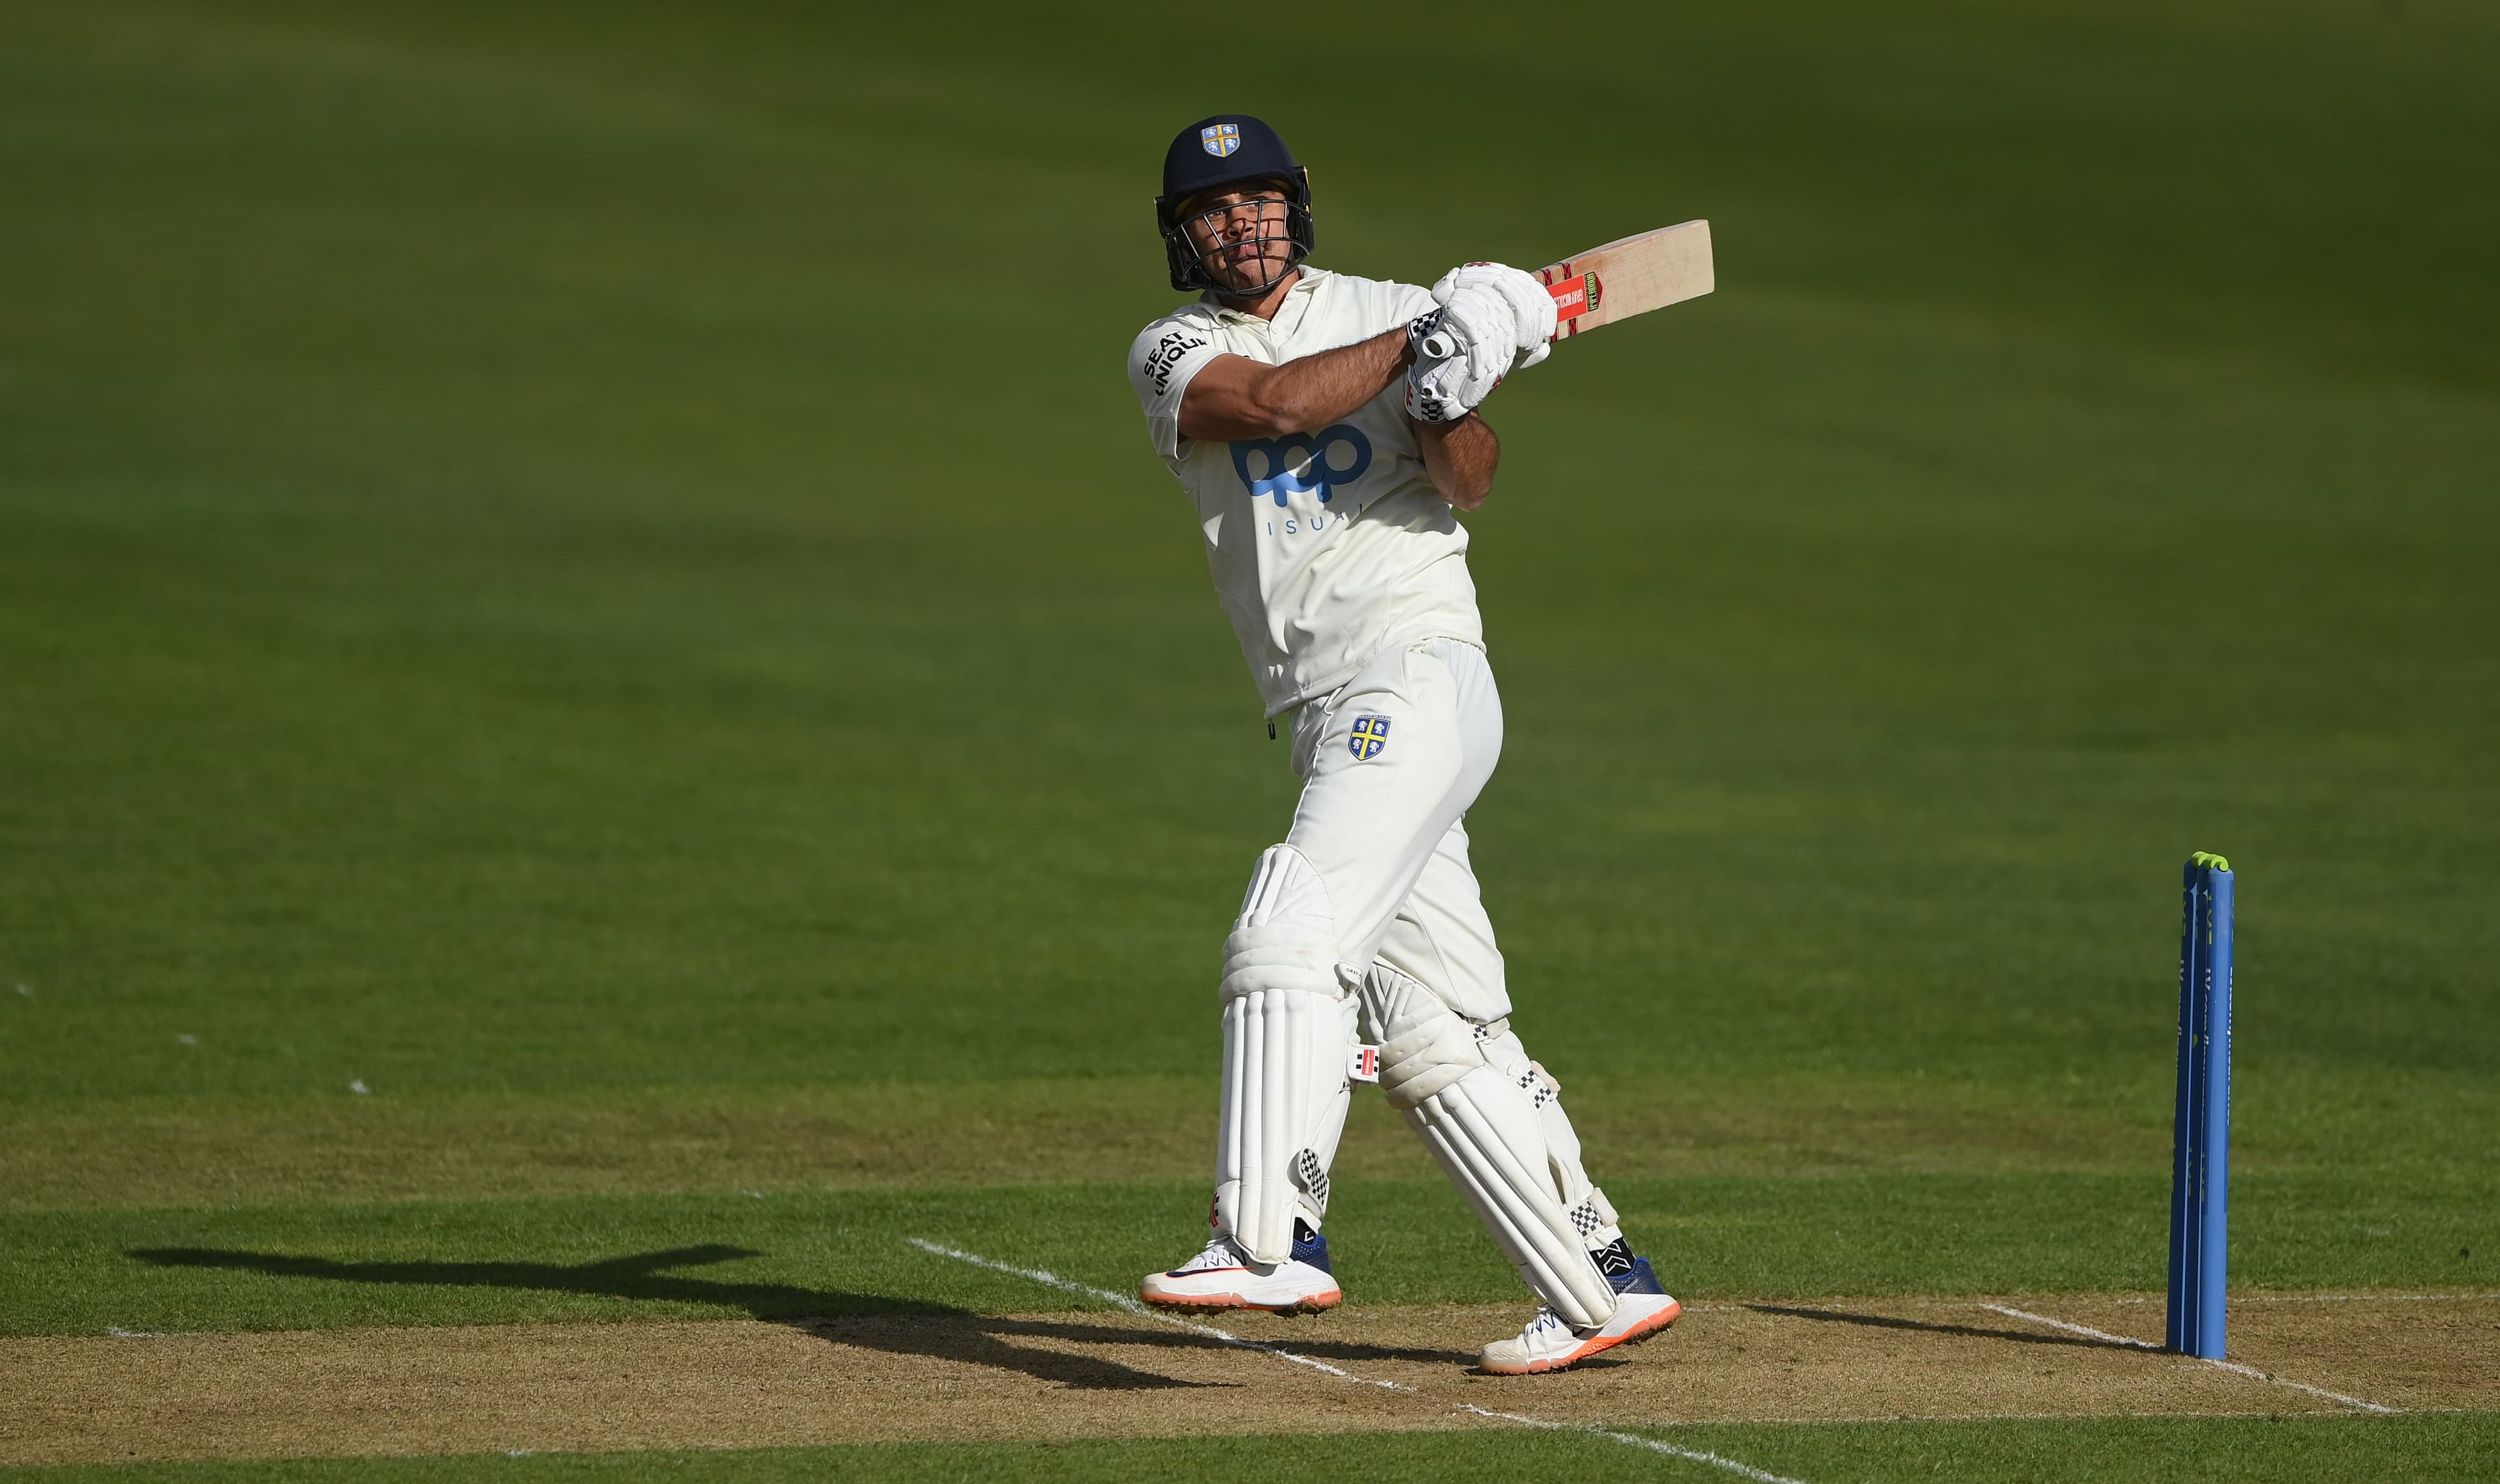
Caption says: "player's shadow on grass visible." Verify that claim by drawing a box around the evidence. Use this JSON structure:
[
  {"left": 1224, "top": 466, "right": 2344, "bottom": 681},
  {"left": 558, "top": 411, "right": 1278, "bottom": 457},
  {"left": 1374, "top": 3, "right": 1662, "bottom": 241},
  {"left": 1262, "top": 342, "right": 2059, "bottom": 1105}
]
[
  {"left": 130, "top": 1244, "right": 1239, "bottom": 1392},
  {"left": 1745, "top": 1304, "right": 2146, "bottom": 1352}
]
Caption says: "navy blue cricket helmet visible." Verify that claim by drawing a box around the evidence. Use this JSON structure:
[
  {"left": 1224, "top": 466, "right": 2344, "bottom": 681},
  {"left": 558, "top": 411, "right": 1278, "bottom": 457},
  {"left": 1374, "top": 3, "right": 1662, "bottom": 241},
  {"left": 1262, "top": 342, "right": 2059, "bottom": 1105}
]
[{"left": 1154, "top": 114, "right": 1315, "bottom": 295}]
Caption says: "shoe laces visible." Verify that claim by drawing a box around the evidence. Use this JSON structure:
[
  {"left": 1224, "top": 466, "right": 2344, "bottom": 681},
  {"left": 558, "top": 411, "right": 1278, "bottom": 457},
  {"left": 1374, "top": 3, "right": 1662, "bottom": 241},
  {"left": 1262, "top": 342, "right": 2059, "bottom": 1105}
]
[
  {"left": 1173, "top": 1235, "right": 1247, "bottom": 1273},
  {"left": 1519, "top": 1306, "right": 1574, "bottom": 1345}
]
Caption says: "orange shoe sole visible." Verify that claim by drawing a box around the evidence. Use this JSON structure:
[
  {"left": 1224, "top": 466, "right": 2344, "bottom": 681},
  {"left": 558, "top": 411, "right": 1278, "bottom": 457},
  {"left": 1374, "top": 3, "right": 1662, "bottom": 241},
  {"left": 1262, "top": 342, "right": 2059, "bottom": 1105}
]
[
  {"left": 1487, "top": 1296, "right": 1682, "bottom": 1375},
  {"left": 1139, "top": 1286, "right": 1342, "bottom": 1315}
]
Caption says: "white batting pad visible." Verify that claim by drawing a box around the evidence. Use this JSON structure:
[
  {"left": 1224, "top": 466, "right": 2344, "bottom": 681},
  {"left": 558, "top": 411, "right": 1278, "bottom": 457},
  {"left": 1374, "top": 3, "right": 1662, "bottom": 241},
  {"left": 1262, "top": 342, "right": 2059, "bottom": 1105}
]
[
  {"left": 1477, "top": 1024, "right": 1626, "bottom": 1254},
  {"left": 1215, "top": 845, "right": 1359, "bottom": 1265},
  {"left": 1363, "top": 965, "right": 1619, "bottom": 1329}
]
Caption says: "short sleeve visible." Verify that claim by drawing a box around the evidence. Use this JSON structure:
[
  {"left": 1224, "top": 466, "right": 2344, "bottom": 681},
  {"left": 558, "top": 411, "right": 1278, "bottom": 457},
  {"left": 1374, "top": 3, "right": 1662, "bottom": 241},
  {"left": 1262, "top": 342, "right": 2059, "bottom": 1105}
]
[
  {"left": 1389, "top": 281, "right": 1438, "bottom": 324},
  {"left": 1128, "top": 318, "right": 1224, "bottom": 460}
]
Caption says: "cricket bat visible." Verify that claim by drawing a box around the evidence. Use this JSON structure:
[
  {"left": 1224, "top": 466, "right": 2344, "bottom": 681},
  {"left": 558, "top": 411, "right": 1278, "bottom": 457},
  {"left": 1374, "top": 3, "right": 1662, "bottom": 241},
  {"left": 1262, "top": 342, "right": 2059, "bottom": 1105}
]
[{"left": 1418, "top": 220, "right": 1713, "bottom": 359}]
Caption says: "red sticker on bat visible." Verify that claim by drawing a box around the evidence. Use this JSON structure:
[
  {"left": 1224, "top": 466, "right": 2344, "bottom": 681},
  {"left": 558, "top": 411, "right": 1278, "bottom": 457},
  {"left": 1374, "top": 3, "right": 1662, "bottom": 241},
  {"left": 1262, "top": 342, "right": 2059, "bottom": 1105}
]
[{"left": 1548, "top": 272, "right": 1592, "bottom": 320}]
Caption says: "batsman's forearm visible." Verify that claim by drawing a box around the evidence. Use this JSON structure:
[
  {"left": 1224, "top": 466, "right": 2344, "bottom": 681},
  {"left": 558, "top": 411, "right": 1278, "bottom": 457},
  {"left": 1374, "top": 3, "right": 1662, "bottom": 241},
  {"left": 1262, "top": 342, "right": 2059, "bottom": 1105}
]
[
  {"left": 1241, "top": 328, "right": 1410, "bottom": 433},
  {"left": 1417, "top": 413, "right": 1498, "bottom": 510}
]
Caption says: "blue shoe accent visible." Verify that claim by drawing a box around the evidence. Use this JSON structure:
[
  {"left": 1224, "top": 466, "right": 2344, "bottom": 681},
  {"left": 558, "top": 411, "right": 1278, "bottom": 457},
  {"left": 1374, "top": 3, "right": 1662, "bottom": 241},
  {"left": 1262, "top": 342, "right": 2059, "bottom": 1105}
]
[
  {"left": 1609, "top": 1255, "right": 1666, "bottom": 1296},
  {"left": 1291, "top": 1218, "right": 1333, "bottom": 1273}
]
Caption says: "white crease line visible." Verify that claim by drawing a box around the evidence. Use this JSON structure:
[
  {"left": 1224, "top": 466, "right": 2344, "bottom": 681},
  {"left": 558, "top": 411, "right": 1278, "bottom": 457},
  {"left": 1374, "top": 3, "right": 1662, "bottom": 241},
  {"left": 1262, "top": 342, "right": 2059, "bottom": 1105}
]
[
  {"left": 2175, "top": 1360, "right": 2400, "bottom": 1415},
  {"left": 1979, "top": 1304, "right": 2399, "bottom": 1415},
  {"left": 1977, "top": 1304, "right": 2163, "bottom": 1351},
  {"left": 1459, "top": 1405, "right": 1813, "bottom": 1484},
  {"left": 902, "top": 1237, "right": 1406, "bottom": 1390},
  {"left": 907, "top": 1237, "right": 1812, "bottom": 1483}
]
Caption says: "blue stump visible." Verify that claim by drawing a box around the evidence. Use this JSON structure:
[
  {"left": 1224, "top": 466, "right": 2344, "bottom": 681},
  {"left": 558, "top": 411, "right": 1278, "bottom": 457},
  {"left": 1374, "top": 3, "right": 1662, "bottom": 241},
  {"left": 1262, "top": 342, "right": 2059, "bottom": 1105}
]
[{"left": 2167, "top": 852, "right": 2234, "bottom": 1358}]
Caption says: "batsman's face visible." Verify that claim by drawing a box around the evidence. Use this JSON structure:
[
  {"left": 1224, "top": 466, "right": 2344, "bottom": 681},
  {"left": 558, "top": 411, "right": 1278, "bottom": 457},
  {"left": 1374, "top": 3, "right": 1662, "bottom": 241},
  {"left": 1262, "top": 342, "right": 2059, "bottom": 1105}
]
[{"left": 1182, "top": 185, "right": 1294, "bottom": 295}]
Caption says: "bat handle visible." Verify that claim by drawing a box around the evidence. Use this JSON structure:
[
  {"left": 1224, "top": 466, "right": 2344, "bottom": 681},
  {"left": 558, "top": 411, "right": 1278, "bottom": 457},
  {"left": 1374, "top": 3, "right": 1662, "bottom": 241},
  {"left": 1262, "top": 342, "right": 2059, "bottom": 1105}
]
[{"left": 1419, "top": 330, "right": 1459, "bottom": 361}]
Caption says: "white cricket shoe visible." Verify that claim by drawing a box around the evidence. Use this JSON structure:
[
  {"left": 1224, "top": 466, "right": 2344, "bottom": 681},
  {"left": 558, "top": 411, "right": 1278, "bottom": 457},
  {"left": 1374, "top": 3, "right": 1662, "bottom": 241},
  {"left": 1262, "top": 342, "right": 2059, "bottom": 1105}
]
[
  {"left": 1139, "top": 1223, "right": 1341, "bottom": 1314},
  {"left": 1478, "top": 1256, "right": 1680, "bottom": 1375}
]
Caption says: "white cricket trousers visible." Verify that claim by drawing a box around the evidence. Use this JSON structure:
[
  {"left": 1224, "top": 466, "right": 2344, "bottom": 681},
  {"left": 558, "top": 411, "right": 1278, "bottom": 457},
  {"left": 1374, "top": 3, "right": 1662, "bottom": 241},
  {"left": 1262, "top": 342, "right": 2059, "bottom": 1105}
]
[
  {"left": 1282, "top": 637, "right": 1510, "bottom": 1024},
  {"left": 1214, "top": 637, "right": 1624, "bottom": 1298}
]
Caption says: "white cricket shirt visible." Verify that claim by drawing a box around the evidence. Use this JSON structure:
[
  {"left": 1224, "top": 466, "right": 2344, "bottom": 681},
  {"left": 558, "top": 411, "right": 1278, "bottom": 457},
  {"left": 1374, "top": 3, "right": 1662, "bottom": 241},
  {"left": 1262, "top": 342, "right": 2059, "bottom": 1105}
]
[{"left": 1126, "top": 268, "right": 1484, "bottom": 718}]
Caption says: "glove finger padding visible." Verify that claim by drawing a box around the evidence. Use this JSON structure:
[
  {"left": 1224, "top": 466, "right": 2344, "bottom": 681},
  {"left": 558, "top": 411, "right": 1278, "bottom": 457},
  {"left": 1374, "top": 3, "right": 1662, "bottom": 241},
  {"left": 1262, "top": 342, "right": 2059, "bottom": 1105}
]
[
  {"left": 1433, "top": 263, "right": 1557, "bottom": 368},
  {"left": 1445, "top": 286, "right": 1516, "bottom": 402}
]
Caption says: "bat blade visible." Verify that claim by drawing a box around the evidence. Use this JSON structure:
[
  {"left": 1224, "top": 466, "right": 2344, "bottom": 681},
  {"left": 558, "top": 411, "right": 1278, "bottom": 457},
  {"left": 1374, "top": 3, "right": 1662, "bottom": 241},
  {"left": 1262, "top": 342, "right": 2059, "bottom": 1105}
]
[{"left": 1538, "top": 220, "right": 1713, "bottom": 341}]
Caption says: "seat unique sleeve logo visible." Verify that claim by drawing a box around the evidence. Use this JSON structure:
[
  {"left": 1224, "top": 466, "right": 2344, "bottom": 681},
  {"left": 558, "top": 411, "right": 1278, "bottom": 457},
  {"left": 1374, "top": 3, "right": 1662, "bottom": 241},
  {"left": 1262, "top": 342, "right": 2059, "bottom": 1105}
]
[
  {"left": 1229, "top": 424, "right": 1372, "bottom": 508},
  {"left": 1348, "top": 714, "right": 1391, "bottom": 762},
  {"left": 1141, "top": 331, "right": 1208, "bottom": 396}
]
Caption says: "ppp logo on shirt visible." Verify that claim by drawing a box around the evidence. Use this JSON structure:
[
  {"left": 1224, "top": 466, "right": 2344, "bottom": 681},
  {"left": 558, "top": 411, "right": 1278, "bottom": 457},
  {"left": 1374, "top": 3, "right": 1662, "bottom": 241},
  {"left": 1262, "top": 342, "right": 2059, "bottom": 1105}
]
[{"left": 1230, "top": 424, "right": 1372, "bottom": 508}]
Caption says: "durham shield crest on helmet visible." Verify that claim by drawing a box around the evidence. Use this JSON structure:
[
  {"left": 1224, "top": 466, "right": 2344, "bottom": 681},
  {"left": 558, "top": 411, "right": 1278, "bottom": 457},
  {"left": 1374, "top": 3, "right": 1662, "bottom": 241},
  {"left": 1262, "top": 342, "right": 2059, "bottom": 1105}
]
[{"left": 1201, "top": 122, "right": 1241, "bottom": 158}]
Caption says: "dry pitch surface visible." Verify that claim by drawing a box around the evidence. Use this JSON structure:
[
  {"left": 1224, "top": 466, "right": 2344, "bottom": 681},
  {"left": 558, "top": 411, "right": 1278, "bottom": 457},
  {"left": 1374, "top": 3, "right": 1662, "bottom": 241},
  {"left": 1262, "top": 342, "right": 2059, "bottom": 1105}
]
[{"left": 6, "top": 1291, "right": 2492, "bottom": 1468}]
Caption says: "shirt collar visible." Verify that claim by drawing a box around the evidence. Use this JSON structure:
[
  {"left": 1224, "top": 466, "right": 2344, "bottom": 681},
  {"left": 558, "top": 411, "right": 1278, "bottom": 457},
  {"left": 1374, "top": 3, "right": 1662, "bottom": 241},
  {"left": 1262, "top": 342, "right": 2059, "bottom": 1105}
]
[{"left": 1202, "top": 267, "right": 1327, "bottom": 335}]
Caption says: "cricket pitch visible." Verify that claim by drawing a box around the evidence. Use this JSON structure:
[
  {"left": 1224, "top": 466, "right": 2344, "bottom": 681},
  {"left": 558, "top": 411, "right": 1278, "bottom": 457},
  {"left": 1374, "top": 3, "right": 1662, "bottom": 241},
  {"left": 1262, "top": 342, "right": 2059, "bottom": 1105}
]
[{"left": 5, "top": 1292, "right": 2491, "bottom": 1467}]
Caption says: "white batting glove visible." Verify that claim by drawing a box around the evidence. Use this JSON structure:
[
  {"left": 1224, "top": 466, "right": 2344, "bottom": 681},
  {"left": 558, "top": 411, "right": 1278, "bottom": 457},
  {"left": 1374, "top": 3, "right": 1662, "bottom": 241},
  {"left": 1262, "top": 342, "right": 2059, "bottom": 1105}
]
[
  {"left": 1403, "top": 314, "right": 1470, "bottom": 424},
  {"left": 1404, "top": 284, "right": 1514, "bottom": 423},
  {"left": 1432, "top": 263, "right": 1557, "bottom": 373}
]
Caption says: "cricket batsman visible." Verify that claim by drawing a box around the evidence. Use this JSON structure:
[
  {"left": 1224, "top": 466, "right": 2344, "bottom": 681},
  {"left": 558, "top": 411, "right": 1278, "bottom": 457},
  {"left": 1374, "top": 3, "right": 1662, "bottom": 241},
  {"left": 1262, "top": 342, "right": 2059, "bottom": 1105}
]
[{"left": 1123, "top": 114, "right": 1681, "bottom": 1375}]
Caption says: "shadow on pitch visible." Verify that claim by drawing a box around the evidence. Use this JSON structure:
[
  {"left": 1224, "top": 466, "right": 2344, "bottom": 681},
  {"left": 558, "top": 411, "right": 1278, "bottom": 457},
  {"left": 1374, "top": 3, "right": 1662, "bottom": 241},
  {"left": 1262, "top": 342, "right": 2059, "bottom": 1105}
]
[
  {"left": 1746, "top": 1303, "right": 2148, "bottom": 1353},
  {"left": 130, "top": 1244, "right": 1242, "bottom": 1390}
]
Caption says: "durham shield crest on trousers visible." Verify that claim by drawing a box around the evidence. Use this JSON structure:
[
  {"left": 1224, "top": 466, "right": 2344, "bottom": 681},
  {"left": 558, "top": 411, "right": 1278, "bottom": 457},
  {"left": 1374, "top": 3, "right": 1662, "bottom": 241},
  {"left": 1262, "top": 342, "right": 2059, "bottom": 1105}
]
[{"left": 1348, "top": 715, "right": 1391, "bottom": 762}]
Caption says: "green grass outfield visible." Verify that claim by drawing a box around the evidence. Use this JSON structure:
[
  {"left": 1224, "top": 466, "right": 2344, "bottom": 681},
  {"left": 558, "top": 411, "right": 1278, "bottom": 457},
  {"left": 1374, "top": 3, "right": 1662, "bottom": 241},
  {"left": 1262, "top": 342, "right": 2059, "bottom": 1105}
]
[
  {"left": 9, "top": 1417, "right": 2500, "bottom": 1484},
  {"left": 2, "top": 0, "right": 2495, "bottom": 1479}
]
